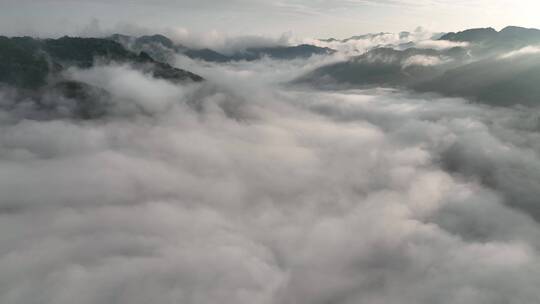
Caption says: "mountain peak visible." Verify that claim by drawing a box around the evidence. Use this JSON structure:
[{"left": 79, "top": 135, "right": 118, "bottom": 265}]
[
  {"left": 136, "top": 34, "right": 175, "bottom": 49},
  {"left": 439, "top": 27, "right": 497, "bottom": 42},
  {"left": 500, "top": 25, "right": 539, "bottom": 32},
  {"left": 499, "top": 25, "right": 540, "bottom": 38}
]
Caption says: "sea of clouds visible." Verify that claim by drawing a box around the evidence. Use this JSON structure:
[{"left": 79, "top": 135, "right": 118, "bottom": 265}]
[{"left": 1, "top": 41, "right": 540, "bottom": 304}]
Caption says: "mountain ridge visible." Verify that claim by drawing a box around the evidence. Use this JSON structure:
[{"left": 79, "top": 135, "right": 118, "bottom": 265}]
[
  {"left": 0, "top": 35, "right": 204, "bottom": 119},
  {"left": 108, "top": 33, "right": 336, "bottom": 63},
  {"left": 0, "top": 35, "right": 203, "bottom": 89}
]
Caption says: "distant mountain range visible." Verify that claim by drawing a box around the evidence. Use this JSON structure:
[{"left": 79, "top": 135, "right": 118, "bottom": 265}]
[
  {"left": 440, "top": 26, "right": 540, "bottom": 56},
  {"left": 108, "top": 34, "right": 336, "bottom": 63},
  {"left": 2, "top": 25, "right": 540, "bottom": 115},
  {"left": 441, "top": 26, "right": 540, "bottom": 44},
  {"left": 320, "top": 31, "right": 414, "bottom": 43},
  {"left": 299, "top": 26, "right": 540, "bottom": 107}
]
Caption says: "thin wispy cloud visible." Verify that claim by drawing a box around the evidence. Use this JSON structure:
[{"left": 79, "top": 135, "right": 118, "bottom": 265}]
[{"left": 1, "top": 0, "right": 539, "bottom": 37}]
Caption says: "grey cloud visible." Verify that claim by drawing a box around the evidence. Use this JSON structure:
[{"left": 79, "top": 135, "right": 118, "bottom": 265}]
[{"left": 2, "top": 44, "right": 540, "bottom": 304}]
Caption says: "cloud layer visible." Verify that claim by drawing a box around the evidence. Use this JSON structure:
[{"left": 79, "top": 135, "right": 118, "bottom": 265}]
[{"left": 1, "top": 53, "right": 540, "bottom": 304}]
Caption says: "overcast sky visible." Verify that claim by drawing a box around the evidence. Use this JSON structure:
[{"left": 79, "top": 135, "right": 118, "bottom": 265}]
[{"left": 1, "top": 0, "right": 539, "bottom": 39}]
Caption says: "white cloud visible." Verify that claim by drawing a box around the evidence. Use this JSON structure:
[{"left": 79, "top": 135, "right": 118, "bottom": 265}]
[
  {"left": 415, "top": 39, "right": 469, "bottom": 50},
  {"left": 402, "top": 55, "right": 449, "bottom": 67},
  {"left": 500, "top": 45, "right": 540, "bottom": 59}
]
